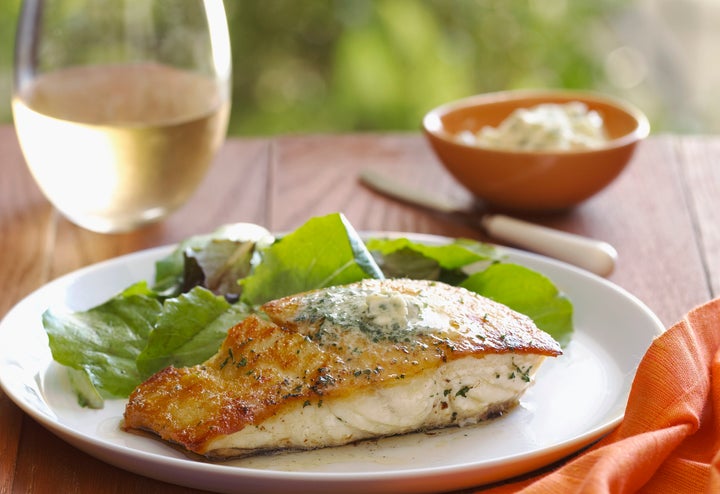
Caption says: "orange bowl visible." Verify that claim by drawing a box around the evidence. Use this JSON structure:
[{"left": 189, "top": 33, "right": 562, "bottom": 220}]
[{"left": 422, "top": 90, "right": 649, "bottom": 212}]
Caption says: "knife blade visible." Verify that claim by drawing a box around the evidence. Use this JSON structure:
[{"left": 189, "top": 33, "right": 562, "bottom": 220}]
[{"left": 359, "top": 169, "right": 617, "bottom": 277}]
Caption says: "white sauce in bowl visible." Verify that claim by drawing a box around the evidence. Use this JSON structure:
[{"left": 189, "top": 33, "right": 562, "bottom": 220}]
[{"left": 456, "top": 101, "right": 607, "bottom": 151}]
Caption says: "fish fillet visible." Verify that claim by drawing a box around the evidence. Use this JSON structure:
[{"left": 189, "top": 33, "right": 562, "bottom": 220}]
[{"left": 123, "top": 278, "right": 562, "bottom": 458}]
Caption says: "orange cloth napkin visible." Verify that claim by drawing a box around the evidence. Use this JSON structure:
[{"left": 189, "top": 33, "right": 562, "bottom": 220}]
[{"left": 481, "top": 298, "right": 720, "bottom": 494}]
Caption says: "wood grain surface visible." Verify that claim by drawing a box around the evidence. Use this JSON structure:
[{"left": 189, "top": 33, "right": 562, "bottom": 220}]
[{"left": 0, "top": 125, "right": 717, "bottom": 493}]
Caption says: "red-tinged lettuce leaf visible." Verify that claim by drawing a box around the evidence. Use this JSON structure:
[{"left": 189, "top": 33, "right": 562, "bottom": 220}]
[
  {"left": 180, "top": 239, "right": 256, "bottom": 296},
  {"left": 153, "top": 223, "right": 273, "bottom": 297},
  {"left": 240, "top": 213, "right": 384, "bottom": 305},
  {"left": 366, "top": 237, "right": 502, "bottom": 284}
]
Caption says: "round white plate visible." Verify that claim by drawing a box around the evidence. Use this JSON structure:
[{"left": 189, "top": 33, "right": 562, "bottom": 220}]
[{"left": 0, "top": 233, "right": 664, "bottom": 494}]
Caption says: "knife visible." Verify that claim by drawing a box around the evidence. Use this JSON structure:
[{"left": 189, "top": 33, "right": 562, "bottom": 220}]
[{"left": 359, "top": 169, "right": 617, "bottom": 277}]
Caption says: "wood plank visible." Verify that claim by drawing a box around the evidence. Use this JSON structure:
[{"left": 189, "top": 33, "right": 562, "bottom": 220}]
[
  {"left": 672, "top": 136, "right": 720, "bottom": 298},
  {"left": 0, "top": 127, "right": 53, "bottom": 315},
  {"left": 270, "top": 133, "right": 480, "bottom": 239},
  {"left": 1, "top": 129, "right": 716, "bottom": 493},
  {"left": 0, "top": 127, "right": 54, "bottom": 494}
]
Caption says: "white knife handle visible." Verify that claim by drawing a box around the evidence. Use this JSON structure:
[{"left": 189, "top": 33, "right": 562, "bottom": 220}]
[{"left": 481, "top": 214, "right": 617, "bottom": 277}]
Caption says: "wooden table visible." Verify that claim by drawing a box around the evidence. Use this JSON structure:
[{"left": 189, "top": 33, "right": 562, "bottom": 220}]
[{"left": 1, "top": 124, "right": 718, "bottom": 492}]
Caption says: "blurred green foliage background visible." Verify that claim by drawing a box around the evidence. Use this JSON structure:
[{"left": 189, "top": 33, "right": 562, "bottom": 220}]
[{"left": 1, "top": 0, "right": 716, "bottom": 135}]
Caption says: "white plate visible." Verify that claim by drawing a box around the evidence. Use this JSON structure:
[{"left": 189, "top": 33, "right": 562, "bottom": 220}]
[{"left": 0, "top": 233, "right": 664, "bottom": 494}]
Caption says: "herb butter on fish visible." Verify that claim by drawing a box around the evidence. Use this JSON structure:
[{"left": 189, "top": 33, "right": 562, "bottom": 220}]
[{"left": 122, "top": 278, "right": 562, "bottom": 459}]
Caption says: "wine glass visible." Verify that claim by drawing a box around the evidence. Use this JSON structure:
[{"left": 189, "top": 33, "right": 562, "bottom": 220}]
[{"left": 12, "top": 0, "right": 232, "bottom": 233}]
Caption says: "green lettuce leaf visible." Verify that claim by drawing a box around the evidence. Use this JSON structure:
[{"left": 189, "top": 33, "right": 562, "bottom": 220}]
[
  {"left": 43, "top": 282, "right": 162, "bottom": 399},
  {"left": 460, "top": 263, "right": 574, "bottom": 346},
  {"left": 241, "top": 213, "right": 384, "bottom": 305},
  {"left": 368, "top": 237, "right": 573, "bottom": 345},
  {"left": 136, "top": 287, "right": 251, "bottom": 377},
  {"left": 367, "top": 237, "right": 499, "bottom": 270}
]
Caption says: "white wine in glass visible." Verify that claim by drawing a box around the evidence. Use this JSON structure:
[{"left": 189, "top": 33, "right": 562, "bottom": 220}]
[{"left": 13, "top": 0, "right": 231, "bottom": 233}]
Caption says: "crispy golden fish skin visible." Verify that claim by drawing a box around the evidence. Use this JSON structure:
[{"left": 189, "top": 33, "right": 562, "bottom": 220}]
[{"left": 123, "top": 278, "right": 562, "bottom": 458}]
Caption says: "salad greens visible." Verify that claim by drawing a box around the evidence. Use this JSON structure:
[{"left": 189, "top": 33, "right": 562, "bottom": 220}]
[
  {"left": 44, "top": 283, "right": 161, "bottom": 400},
  {"left": 241, "top": 213, "right": 384, "bottom": 305},
  {"left": 43, "top": 212, "right": 573, "bottom": 409}
]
